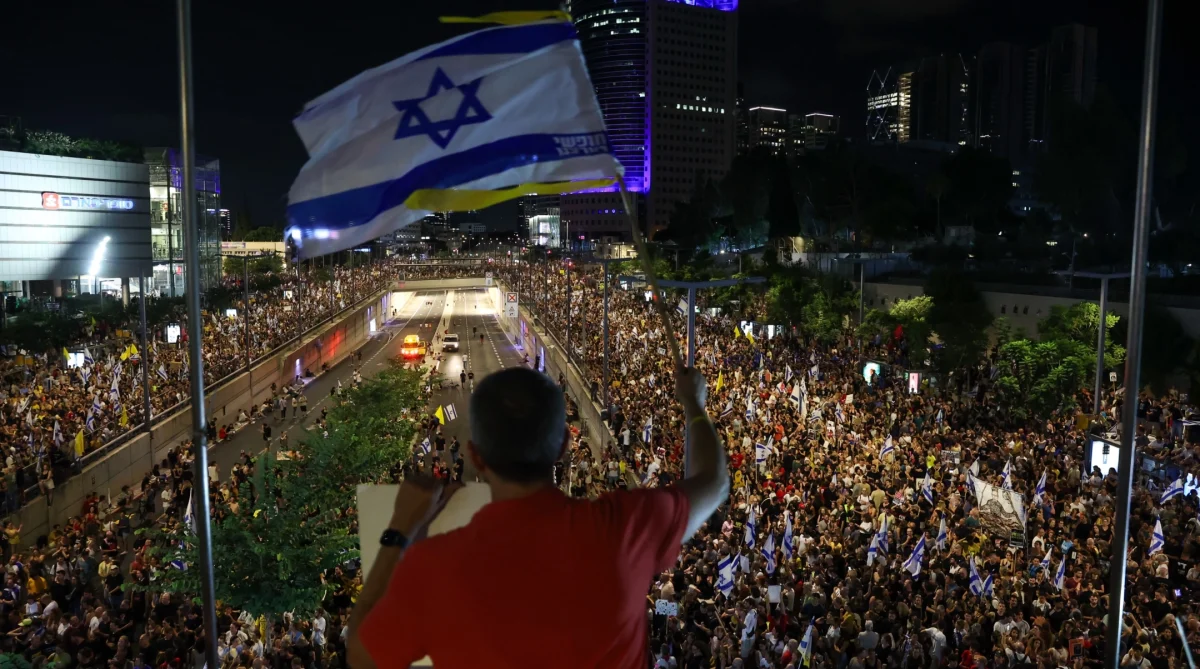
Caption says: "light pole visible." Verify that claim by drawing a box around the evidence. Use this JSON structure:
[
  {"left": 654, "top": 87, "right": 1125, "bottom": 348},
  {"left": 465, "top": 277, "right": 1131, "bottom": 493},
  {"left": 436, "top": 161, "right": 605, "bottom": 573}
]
[
  {"left": 619, "top": 275, "right": 766, "bottom": 475},
  {"left": 581, "top": 256, "right": 622, "bottom": 410},
  {"left": 1071, "top": 271, "right": 1130, "bottom": 416},
  {"left": 138, "top": 272, "right": 152, "bottom": 433},
  {"left": 174, "top": 0, "right": 220, "bottom": 665},
  {"left": 1104, "top": 0, "right": 1163, "bottom": 663}
]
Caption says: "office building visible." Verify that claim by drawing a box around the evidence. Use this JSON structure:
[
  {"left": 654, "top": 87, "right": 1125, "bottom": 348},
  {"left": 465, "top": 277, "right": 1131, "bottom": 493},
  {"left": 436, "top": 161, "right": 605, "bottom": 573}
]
[
  {"left": 867, "top": 54, "right": 971, "bottom": 148},
  {"left": 1027, "top": 23, "right": 1098, "bottom": 150},
  {"left": 145, "top": 148, "right": 222, "bottom": 295},
  {"left": 735, "top": 83, "right": 750, "bottom": 156},
  {"left": 973, "top": 42, "right": 1028, "bottom": 160},
  {"left": 0, "top": 150, "right": 152, "bottom": 298},
  {"left": 747, "top": 106, "right": 788, "bottom": 156},
  {"left": 217, "top": 208, "right": 233, "bottom": 240},
  {"left": 561, "top": 0, "right": 738, "bottom": 239},
  {"left": 803, "top": 113, "right": 840, "bottom": 151}
]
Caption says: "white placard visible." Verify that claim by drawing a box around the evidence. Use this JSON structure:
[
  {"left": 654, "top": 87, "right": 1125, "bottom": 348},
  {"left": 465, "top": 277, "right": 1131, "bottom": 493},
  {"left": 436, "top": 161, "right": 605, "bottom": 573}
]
[
  {"left": 768, "top": 585, "right": 781, "bottom": 603},
  {"left": 357, "top": 482, "right": 492, "bottom": 575}
]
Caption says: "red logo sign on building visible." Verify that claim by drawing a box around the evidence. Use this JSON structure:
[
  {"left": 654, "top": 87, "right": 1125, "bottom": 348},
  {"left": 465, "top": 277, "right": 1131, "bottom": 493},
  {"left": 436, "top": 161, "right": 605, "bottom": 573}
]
[{"left": 42, "top": 192, "right": 60, "bottom": 209}]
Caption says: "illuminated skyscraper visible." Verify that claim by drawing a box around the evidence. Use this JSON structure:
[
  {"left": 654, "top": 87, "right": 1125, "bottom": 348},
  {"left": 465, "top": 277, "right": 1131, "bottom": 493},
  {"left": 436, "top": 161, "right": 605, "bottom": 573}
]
[
  {"left": 866, "top": 55, "right": 970, "bottom": 148},
  {"left": 747, "top": 107, "right": 788, "bottom": 156},
  {"left": 561, "top": 0, "right": 738, "bottom": 239}
]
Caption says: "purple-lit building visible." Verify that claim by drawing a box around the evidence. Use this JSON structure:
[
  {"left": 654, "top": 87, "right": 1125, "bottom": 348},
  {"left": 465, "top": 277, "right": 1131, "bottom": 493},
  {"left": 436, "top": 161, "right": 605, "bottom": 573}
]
[
  {"left": 561, "top": 0, "right": 738, "bottom": 242},
  {"left": 145, "top": 148, "right": 223, "bottom": 294}
]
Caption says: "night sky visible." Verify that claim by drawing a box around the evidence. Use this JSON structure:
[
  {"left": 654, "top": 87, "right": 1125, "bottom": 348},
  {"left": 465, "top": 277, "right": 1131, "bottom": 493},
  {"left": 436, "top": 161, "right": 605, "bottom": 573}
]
[{"left": 2, "top": 0, "right": 1193, "bottom": 229}]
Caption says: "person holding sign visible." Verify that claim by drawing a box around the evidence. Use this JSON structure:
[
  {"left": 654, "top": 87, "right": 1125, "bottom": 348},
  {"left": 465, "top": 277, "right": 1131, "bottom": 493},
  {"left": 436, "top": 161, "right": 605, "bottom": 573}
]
[{"left": 349, "top": 366, "right": 728, "bottom": 668}]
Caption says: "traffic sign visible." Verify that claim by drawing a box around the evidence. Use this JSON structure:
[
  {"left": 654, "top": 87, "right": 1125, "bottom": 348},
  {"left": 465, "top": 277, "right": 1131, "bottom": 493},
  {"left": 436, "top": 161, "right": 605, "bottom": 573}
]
[{"left": 506, "top": 292, "right": 518, "bottom": 303}]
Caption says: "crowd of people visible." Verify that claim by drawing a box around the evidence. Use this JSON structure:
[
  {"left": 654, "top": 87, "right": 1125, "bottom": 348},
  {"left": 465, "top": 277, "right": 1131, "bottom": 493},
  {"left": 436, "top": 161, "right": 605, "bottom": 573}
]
[
  {"left": 499, "top": 259, "right": 1200, "bottom": 669},
  {"left": 0, "top": 258, "right": 397, "bottom": 515},
  {"left": 4, "top": 255, "right": 1199, "bottom": 669}
]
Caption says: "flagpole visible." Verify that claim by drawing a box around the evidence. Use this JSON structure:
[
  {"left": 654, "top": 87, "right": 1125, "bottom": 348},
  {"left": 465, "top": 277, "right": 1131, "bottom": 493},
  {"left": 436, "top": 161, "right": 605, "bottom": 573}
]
[
  {"left": 138, "top": 273, "right": 152, "bottom": 435},
  {"left": 1105, "top": 0, "right": 1163, "bottom": 663},
  {"left": 175, "top": 0, "right": 220, "bottom": 666}
]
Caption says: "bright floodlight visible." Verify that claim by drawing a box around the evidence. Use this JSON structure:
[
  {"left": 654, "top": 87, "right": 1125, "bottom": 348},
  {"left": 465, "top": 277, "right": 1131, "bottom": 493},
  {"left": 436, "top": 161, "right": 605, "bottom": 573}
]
[{"left": 88, "top": 236, "right": 112, "bottom": 277}]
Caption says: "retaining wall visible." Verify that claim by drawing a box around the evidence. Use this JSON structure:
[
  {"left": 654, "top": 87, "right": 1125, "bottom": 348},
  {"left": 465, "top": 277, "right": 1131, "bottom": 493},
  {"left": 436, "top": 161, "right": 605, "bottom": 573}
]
[{"left": 12, "top": 288, "right": 394, "bottom": 540}]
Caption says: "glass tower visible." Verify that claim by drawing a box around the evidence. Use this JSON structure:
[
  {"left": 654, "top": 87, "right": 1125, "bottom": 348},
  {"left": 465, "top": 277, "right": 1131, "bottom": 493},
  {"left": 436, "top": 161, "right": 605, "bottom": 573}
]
[{"left": 145, "top": 148, "right": 222, "bottom": 295}]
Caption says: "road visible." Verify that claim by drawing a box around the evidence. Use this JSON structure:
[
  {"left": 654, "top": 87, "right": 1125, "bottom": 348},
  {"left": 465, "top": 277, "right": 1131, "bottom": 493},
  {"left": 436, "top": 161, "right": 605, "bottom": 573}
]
[{"left": 203, "top": 287, "right": 527, "bottom": 483}]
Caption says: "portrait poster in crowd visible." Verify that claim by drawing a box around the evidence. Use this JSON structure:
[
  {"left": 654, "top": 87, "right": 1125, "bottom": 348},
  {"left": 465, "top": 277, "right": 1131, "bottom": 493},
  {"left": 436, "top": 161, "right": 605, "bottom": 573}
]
[
  {"left": 968, "top": 474, "right": 1027, "bottom": 537},
  {"left": 655, "top": 600, "right": 679, "bottom": 617}
]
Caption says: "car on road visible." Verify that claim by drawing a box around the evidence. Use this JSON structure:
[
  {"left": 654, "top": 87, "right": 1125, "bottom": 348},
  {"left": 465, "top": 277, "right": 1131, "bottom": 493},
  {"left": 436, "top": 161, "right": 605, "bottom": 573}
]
[
  {"left": 401, "top": 334, "right": 427, "bottom": 358},
  {"left": 442, "top": 333, "right": 460, "bottom": 352}
]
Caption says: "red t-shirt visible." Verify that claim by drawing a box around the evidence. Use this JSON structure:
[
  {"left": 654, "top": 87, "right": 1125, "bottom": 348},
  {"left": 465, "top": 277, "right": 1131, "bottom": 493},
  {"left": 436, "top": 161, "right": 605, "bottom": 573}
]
[{"left": 359, "top": 486, "right": 691, "bottom": 668}]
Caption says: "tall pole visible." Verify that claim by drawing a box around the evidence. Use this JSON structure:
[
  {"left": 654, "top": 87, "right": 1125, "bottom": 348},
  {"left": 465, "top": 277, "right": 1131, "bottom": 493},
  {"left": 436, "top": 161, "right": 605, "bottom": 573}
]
[
  {"left": 858, "top": 262, "right": 865, "bottom": 324},
  {"left": 1104, "top": 0, "right": 1162, "bottom": 665},
  {"left": 1094, "top": 277, "right": 1108, "bottom": 416},
  {"left": 565, "top": 261, "right": 572, "bottom": 363},
  {"left": 138, "top": 273, "right": 152, "bottom": 434},
  {"left": 175, "top": 0, "right": 219, "bottom": 666},
  {"left": 243, "top": 256, "right": 251, "bottom": 372},
  {"left": 603, "top": 261, "right": 610, "bottom": 411},
  {"left": 684, "top": 286, "right": 697, "bottom": 477}
]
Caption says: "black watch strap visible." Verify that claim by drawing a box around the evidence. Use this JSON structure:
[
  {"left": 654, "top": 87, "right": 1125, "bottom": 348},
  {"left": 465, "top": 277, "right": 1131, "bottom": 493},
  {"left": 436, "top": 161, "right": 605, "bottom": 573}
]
[{"left": 379, "top": 528, "right": 409, "bottom": 549}]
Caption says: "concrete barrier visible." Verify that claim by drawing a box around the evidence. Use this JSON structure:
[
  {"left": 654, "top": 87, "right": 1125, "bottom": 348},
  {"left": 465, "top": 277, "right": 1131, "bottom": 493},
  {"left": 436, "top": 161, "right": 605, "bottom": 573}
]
[
  {"left": 11, "top": 288, "right": 394, "bottom": 540},
  {"left": 488, "top": 283, "right": 615, "bottom": 460}
]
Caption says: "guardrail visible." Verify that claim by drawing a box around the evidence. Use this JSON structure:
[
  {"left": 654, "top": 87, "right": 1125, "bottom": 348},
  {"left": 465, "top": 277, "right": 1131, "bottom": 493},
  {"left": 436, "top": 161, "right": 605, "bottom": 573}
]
[{"left": 5, "top": 280, "right": 394, "bottom": 517}]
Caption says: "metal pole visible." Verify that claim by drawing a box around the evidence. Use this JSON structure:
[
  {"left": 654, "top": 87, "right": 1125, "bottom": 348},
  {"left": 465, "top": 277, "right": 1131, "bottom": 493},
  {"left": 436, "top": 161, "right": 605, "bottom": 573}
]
[
  {"left": 603, "top": 261, "right": 610, "bottom": 411},
  {"left": 243, "top": 256, "right": 251, "bottom": 372},
  {"left": 566, "top": 261, "right": 572, "bottom": 363},
  {"left": 167, "top": 185, "right": 176, "bottom": 299},
  {"left": 1093, "top": 277, "right": 1108, "bottom": 416},
  {"left": 138, "top": 273, "right": 152, "bottom": 434},
  {"left": 1104, "top": 0, "right": 1162, "bottom": 665},
  {"left": 175, "top": 0, "right": 219, "bottom": 666},
  {"left": 684, "top": 286, "right": 697, "bottom": 477},
  {"left": 859, "top": 262, "right": 865, "bottom": 324}
]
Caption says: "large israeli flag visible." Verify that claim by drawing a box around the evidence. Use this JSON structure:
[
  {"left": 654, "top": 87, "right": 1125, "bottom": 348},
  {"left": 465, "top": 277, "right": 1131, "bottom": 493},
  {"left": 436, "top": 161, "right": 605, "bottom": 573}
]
[
  {"left": 902, "top": 534, "right": 926, "bottom": 579},
  {"left": 1149, "top": 518, "right": 1164, "bottom": 555},
  {"left": 287, "top": 19, "right": 622, "bottom": 258},
  {"left": 717, "top": 554, "right": 735, "bottom": 596}
]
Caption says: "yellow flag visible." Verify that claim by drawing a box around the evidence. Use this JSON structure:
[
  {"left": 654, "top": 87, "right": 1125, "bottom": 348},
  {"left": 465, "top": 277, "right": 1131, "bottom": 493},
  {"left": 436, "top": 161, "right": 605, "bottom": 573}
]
[
  {"left": 733, "top": 324, "right": 741, "bottom": 339},
  {"left": 746, "top": 331, "right": 756, "bottom": 345},
  {"left": 119, "top": 345, "right": 131, "bottom": 361},
  {"left": 715, "top": 371, "right": 725, "bottom": 393},
  {"left": 434, "top": 405, "right": 446, "bottom": 425},
  {"left": 119, "top": 405, "right": 129, "bottom": 427},
  {"left": 129, "top": 343, "right": 139, "bottom": 357},
  {"left": 62, "top": 347, "right": 70, "bottom": 360},
  {"left": 74, "top": 430, "right": 85, "bottom": 457}
]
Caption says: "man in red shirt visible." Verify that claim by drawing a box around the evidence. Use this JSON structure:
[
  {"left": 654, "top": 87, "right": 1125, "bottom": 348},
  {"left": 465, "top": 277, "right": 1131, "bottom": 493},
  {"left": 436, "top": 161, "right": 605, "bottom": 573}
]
[{"left": 349, "top": 366, "right": 728, "bottom": 668}]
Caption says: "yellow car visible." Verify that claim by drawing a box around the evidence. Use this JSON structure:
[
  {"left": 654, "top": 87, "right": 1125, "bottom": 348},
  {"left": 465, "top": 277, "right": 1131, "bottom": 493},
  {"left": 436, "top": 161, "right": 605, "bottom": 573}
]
[{"left": 401, "top": 334, "right": 427, "bottom": 358}]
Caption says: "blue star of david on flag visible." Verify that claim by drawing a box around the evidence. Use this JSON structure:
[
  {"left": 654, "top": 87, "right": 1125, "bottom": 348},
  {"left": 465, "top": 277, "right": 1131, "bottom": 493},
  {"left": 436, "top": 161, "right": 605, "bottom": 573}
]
[{"left": 393, "top": 68, "right": 492, "bottom": 149}]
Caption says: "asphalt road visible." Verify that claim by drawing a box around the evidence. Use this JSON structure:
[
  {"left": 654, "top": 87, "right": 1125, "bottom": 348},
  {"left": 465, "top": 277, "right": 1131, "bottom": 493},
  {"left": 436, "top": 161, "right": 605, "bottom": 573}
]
[
  {"left": 203, "top": 287, "right": 527, "bottom": 483},
  {"left": 203, "top": 290, "right": 448, "bottom": 479},
  {"left": 422, "top": 288, "right": 529, "bottom": 478}
]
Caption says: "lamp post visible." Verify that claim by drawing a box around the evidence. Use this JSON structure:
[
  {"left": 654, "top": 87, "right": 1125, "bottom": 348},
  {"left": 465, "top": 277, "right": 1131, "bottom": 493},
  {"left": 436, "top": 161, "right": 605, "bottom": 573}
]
[
  {"left": 619, "top": 275, "right": 766, "bottom": 475},
  {"left": 1070, "top": 271, "right": 1130, "bottom": 416},
  {"left": 1103, "top": 0, "right": 1163, "bottom": 664},
  {"left": 138, "top": 272, "right": 152, "bottom": 434},
  {"left": 174, "top": 0, "right": 220, "bottom": 665}
]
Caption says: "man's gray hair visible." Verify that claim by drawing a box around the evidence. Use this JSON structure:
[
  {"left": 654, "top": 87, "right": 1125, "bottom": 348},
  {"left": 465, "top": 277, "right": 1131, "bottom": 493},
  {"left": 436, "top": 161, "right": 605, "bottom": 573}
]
[{"left": 469, "top": 367, "right": 566, "bottom": 483}]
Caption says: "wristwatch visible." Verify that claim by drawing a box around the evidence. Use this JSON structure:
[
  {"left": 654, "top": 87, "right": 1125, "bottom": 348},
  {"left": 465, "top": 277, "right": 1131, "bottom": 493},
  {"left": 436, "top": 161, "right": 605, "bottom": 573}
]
[{"left": 379, "top": 528, "right": 409, "bottom": 549}]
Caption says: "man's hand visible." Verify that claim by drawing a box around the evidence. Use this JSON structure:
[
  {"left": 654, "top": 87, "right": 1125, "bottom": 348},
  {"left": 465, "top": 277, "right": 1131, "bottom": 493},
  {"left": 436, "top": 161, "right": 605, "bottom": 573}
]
[
  {"left": 674, "top": 365, "right": 708, "bottom": 415},
  {"left": 389, "top": 476, "right": 463, "bottom": 539}
]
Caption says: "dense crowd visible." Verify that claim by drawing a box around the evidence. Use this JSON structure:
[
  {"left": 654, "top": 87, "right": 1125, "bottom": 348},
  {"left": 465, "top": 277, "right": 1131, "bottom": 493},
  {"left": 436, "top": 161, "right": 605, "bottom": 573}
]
[
  {"left": 4, "top": 256, "right": 1199, "bottom": 669},
  {"left": 500, "top": 260, "right": 1200, "bottom": 669},
  {"left": 0, "top": 259, "right": 397, "bottom": 515}
]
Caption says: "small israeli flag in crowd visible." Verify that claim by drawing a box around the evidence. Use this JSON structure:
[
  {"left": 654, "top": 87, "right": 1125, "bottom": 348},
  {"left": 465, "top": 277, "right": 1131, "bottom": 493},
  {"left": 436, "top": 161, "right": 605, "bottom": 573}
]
[
  {"left": 936, "top": 516, "right": 948, "bottom": 550},
  {"left": 922, "top": 471, "right": 934, "bottom": 505},
  {"left": 445, "top": 404, "right": 457, "bottom": 421},
  {"left": 1041, "top": 547, "right": 1053, "bottom": 572},
  {"left": 85, "top": 409, "right": 96, "bottom": 433},
  {"left": 1034, "top": 469, "right": 1047, "bottom": 504},
  {"left": 983, "top": 572, "right": 995, "bottom": 597},
  {"left": 1001, "top": 459, "right": 1013, "bottom": 489},
  {"left": 286, "top": 17, "right": 622, "bottom": 258},
  {"left": 902, "top": 534, "right": 926, "bottom": 578},
  {"left": 877, "top": 516, "right": 890, "bottom": 554},
  {"left": 83, "top": 347, "right": 95, "bottom": 366},
  {"left": 53, "top": 420, "right": 64, "bottom": 446},
  {"left": 80, "top": 366, "right": 91, "bottom": 386},
  {"left": 1149, "top": 518, "right": 1165, "bottom": 555},
  {"left": 785, "top": 365, "right": 793, "bottom": 383},
  {"left": 867, "top": 532, "right": 882, "bottom": 567},
  {"left": 880, "top": 435, "right": 895, "bottom": 460},
  {"left": 157, "top": 364, "right": 169, "bottom": 382},
  {"left": 744, "top": 506, "right": 757, "bottom": 549},
  {"left": 755, "top": 443, "right": 769, "bottom": 465},
  {"left": 717, "top": 554, "right": 735, "bottom": 596},
  {"left": 968, "top": 556, "right": 984, "bottom": 596},
  {"left": 184, "top": 490, "right": 198, "bottom": 535},
  {"left": 109, "top": 376, "right": 120, "bottom": 403},
  {"left": 642, "top": 416, "right": 652, "bottom": 443},
  {"left": 761, "top": 532, "right": 776, "bottom": 574},
  {"left": 1053, "top": 557, "right": 1066, "bottom": 590},
  {"left": 1160, "top": 477, "right": 1184, "bottom": 504},
  {"left": 799, "top": 620, "right": 815, "bottom": 664}
]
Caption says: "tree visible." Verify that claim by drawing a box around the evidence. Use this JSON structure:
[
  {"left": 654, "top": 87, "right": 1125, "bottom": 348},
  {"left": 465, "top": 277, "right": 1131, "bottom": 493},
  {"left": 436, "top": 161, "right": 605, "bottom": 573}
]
[
  {"left": 141, "top": 363, "right": 426, "bottom": 617},
  {"left": 243, "top": 226, "right": 282, "bottom": 242},
  {"left": 993, "top": 338, "right": 1091, "bottom": 420},
  {"left": 1037, "top": 302, "right": 1125, "bottom": 373},
  {"left": 925, "top": 266, "right": 993, "bottom": 373}
]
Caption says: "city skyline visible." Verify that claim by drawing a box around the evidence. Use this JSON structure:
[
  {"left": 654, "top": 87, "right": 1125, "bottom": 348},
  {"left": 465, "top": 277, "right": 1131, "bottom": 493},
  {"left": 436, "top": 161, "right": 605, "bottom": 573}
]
[{"left": 1, "top": 0, "right": 1192, "bottom": 228}]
